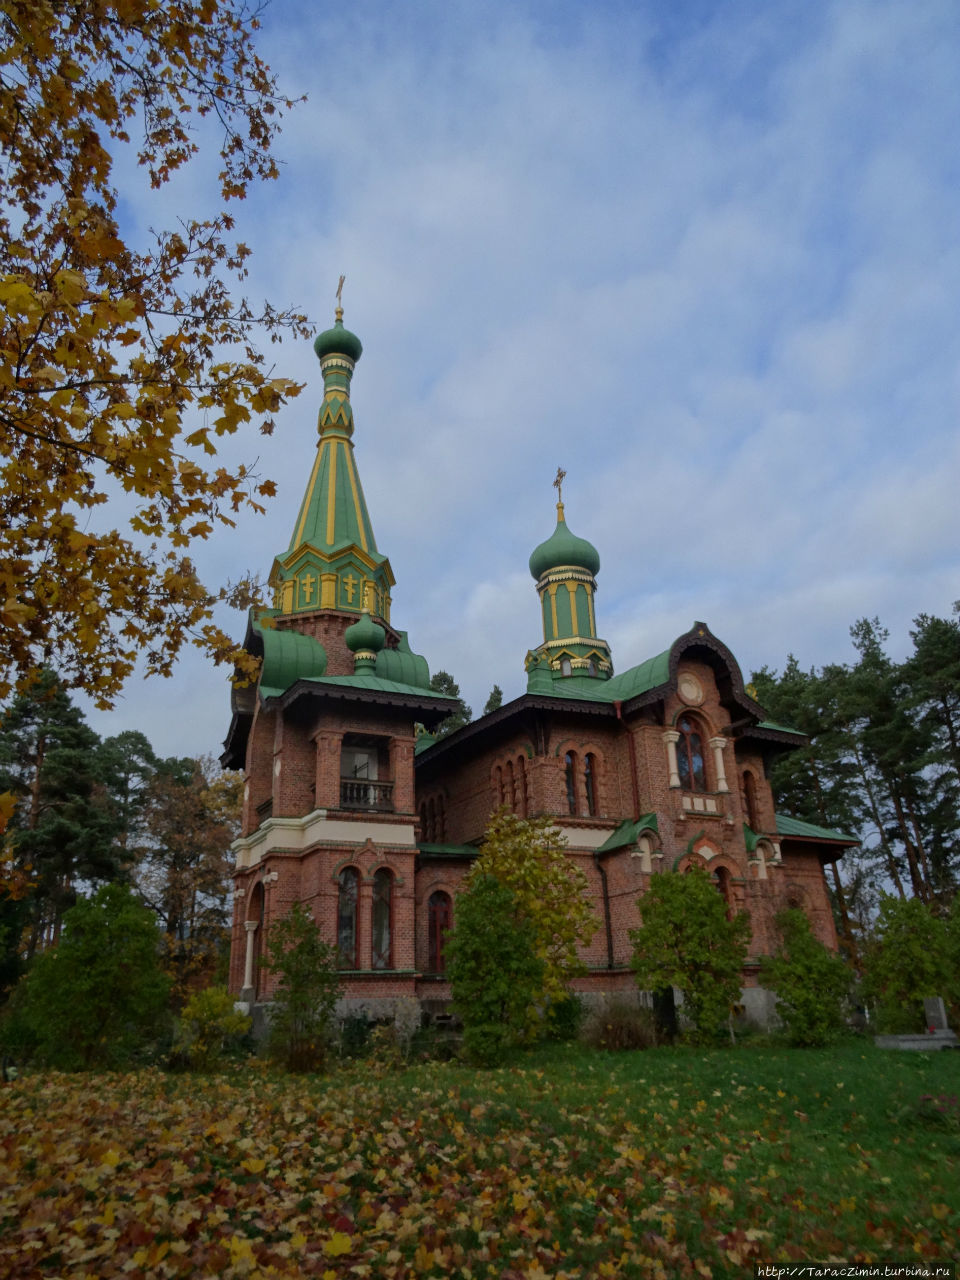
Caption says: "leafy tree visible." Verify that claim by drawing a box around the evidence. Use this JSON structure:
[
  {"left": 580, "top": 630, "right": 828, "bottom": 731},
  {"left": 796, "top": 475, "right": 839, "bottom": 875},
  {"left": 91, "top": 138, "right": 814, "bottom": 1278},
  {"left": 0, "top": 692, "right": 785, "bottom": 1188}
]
[
  {"left": 446, "top": 875, "right": 544, "bottom": 1066},
  {"left": 760, "top": 909, "right": 853, "bottom": 1046},
  {"left": 630, "top": 866, "right": 751, "bottom": 1043},
  {"left": 483, "top": 685, "right": 504, "bottom": 715},
  {"left": 468, "top": 808, "right": 596, "bottom": 1022},
  {"left": 0, "top": 0, "right": 309, "bottom": 709},
  {"left": 860, "top": 895, "right": 955, "bottom": 1033},
  {"left": 429, "top": 671, "right": 472, "bottom": 737},
  {"left": 135, "top": 756, "right": 241, "bottom": 1002},
  {"left": 0, "top": 672, "right": 125, "bottom": 958},
  {"left": 262, "top": 902, "right": 341, "bottom": 1072},
  {"left": 1, "top": 883, "right": 170, "bottom": 1069}
]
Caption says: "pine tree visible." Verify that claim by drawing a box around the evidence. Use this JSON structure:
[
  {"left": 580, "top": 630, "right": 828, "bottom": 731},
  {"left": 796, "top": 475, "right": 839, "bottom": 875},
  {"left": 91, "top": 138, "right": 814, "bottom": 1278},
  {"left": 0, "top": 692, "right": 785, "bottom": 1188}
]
[
  {"left": 483, "top": 685, "right": 504, "bottom": 715},
  {"left": 429, "top": 671, "right": 472, "bottom": 737},
  {"left": 0, "top": 672, "right": 125, "bottom": 957}
]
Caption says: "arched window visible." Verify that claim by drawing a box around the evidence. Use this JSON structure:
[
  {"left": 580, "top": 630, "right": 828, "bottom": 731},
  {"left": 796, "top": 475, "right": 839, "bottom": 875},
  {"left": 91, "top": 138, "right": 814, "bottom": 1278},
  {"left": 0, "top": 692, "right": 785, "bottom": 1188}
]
[
  {"left": 505, "top": 760, "right": 515, "bottom": 813},
  {"left": 428, "top": 891, "right": 452, "bottom": 974},
  {"left": 565, "top": 751, "right": 578, "bottom": 815},
  {"left": 560, "top": 658, "right": 572, "bottom": 676},
  {"left": 712, "top": 866, "right": 733, "bottom": 917},
  {"left": 337, "top": 866, "right": 359, "bottom": 969},
  {"left": 676, "top": 717, "right": 707, "bottom": 792},
  {"left": 742, "top": 770, "right": 759, "bottom": 829},
  {"left": 516, "top": 756, "right": 528, "bottom": 817},
  {"left": 494, "top": 765, "right": 504, "bottom": 805},
  {"left": 436, "top": 795, "right": 446, "bottom": 841},
  {"left": 371, "top": 868, "right": 392, "bottom": 970},
  {"left": 584, "top": 752, "right": 598, "bottom": 817},
  {"left": 427, "top": 797, "right": 436, "bottom": 841}
]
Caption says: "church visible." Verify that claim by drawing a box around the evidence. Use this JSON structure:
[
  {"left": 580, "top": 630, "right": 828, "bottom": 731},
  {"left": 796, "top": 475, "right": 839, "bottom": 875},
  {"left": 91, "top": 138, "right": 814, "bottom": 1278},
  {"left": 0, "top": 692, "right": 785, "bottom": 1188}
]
[{"left": 223, "top": 305, "right": 854, "bottom": 1029}]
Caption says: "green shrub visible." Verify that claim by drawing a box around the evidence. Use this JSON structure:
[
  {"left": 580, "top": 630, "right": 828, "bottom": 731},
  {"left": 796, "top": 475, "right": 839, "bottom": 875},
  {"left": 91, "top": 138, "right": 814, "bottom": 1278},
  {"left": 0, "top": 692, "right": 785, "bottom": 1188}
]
[
  {"left": 547, "top": 993, "right": 584, "bottom": 1042},
  {"left": 582, "top": 1000, "right": 658, "bottom": 1051},
  {"left": 172, "top": 985, "right": 251, "bottom": 1070},
  {"left": 262, "top": 902, "right": 341, "bottom": 1072},
  {"left": 446, "top": 874, "right": 545, "bottom": 1067},
  {"left": 630, "top": 866, "right": 750, "bottom": 1044},
  {"left": 861, "top": 896, "right": 954, "bottom": 1032},
  {"left": 760, "top": 909, "right": 854, "bottom": 1046},
  {"left": 338, "top": 1011, "right": 373, "bottom": 1059},
  {"left": 0, "top": 884, "right": 170, "bottom": 1070}
]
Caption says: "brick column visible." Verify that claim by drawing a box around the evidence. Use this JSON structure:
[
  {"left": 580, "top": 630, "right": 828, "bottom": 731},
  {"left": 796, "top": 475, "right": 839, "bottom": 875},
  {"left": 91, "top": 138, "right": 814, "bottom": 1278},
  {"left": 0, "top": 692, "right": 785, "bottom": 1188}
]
[{"left": 315, "top": 731, "right": 343, "bottom": 809}]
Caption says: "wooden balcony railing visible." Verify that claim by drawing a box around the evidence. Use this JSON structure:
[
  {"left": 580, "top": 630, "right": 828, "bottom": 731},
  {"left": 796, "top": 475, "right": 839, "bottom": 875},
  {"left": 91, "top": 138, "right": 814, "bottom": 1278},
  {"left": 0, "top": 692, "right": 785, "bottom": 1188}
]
[{"left": 340, "top": 778, "right": 394, "bottom": 812}]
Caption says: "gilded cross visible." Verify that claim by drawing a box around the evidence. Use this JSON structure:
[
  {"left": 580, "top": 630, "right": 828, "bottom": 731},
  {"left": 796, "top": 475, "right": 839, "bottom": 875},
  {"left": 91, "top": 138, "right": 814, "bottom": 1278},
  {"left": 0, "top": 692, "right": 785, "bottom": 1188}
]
[
  {"left": 343, "top": 572, "right": 358, "bottom": 603},
  {"left": 553, "top": 467, "right": 566, "bottom": 504},
  {"left": 300, "top": 572, "right": 316, "bottom": 603},
  {"left": 336, "top": 275, "right": 345, "bottom": 306}
]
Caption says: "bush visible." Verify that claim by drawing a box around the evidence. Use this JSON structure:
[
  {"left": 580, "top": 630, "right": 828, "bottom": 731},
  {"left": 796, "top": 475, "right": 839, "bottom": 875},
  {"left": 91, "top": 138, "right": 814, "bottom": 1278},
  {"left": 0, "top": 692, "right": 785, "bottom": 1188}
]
[
  {"left": 861, "top": 896, "right": 954, "bottom": 1033},
  {"left": 582, "top": 1000, "right": 658, "bottom": 1051},
  {"left": 0, "top": 884, "right": 170, "bottom": 1070},
  {"left": 760, "top": 909, "right": 854, "bottom": 1046},
  {"left": 447, "top": 874, "right": 545, "bottom": 1067},
  {"left": 172, "top": 986, "right": 251, "bottom": 1071},
  {"left": 262, "top": 902, "right": 341, "bottom": 1072},
  {"left": 630, "top": 866, "right": 751, "bottom": 1044},
  {"left": 547, "top": 993, "right": 584, "bottom": 1042}
]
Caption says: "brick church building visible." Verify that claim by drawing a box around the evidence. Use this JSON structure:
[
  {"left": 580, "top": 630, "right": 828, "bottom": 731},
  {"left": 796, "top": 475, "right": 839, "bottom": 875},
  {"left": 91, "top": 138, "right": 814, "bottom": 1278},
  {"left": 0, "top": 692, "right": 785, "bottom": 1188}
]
[{"left": 224, "top": 306, "right": 853, "bottom": 1027}]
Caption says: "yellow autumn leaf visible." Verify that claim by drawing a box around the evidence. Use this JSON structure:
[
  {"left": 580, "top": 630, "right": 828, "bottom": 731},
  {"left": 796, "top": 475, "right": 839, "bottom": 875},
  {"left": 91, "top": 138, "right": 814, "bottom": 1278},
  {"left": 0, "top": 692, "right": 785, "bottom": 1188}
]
[{"left": 322, "top": 1231, "right": 352, "bottom": 1257}]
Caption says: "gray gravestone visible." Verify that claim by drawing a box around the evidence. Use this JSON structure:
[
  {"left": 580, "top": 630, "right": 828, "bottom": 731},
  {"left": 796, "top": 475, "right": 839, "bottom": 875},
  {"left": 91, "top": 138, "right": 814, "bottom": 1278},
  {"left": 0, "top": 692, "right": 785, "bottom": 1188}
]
[{"left": 923, "top": 996, "right": 949, "bottom": 1031}]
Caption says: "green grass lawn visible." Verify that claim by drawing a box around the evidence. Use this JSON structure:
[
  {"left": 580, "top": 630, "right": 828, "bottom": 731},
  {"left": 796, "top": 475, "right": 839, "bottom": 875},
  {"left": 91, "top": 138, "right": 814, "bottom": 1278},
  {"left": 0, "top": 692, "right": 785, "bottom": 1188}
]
[{"left": 1, "top": 1040, "right": 958, "bottom": 1278}]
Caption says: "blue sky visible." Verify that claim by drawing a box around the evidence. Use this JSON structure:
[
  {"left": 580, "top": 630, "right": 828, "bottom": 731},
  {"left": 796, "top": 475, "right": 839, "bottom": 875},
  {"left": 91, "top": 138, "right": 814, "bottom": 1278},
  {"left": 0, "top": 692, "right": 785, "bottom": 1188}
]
[{"left": 84, "top": 0, "right": 960, "bottom": 758}]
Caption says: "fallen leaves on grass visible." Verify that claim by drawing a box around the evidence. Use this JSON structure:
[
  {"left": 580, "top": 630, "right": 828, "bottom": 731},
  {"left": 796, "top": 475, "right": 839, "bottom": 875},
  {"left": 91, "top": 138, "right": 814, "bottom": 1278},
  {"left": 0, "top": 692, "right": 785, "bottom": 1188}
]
[{"left": 0, "top": 1053, "right": 957, "bottom": 1278}]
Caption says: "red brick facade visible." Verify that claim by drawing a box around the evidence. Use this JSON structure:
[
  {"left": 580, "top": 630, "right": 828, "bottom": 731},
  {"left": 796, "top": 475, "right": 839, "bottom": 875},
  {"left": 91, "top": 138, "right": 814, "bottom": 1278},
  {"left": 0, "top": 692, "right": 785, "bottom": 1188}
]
[{"left": 228, "top": 623, "right": 848, "bottom": 1025}]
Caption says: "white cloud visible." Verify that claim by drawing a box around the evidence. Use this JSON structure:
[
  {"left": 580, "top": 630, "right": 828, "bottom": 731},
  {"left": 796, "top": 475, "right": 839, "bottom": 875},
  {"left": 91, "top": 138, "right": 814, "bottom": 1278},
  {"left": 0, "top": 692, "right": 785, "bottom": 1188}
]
[{"left": 77, "top": 0, "right": 960, "bottom": 756}]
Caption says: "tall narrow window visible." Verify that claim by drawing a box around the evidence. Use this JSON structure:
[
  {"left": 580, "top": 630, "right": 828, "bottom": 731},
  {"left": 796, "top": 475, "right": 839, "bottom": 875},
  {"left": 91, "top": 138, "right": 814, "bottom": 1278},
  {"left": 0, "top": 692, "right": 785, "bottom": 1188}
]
[
  {"left": 712, "top": 866, "right": 733, "bottom": 917},
  {"left": 428, "top": 891, "right": 452, "bottom": 974},
  {"left": 371, "top": 868, "right": 392, "bottom": 970},
  {"left": 516, "top": 756, "right": 528, "bottom": 817},
  {"left": 505, "top": 760, "right": 515, "bottom": 813},
  {"left": 436, "top": 795, "right": 446, "bottom": 841},
  {"left": 427, "top": 797, "right": 436, "bottom": 841},
  {"left": 337, "top": 866, "right": 359, "bottom": 968},
  {"left": 565, "top": 751, "right": 578, "bottom": 815},
  {"left": 494, "top": 765, "right": 504, "bottom": 805},
  {"left": 676, "top": 717, "right": 707, "bottom": 792},
  {"left": 584, "top": 752, "right": 598, "bottom": 817},
  {"left": 742, "top": 770, "right": 759, "bottom": 829}
]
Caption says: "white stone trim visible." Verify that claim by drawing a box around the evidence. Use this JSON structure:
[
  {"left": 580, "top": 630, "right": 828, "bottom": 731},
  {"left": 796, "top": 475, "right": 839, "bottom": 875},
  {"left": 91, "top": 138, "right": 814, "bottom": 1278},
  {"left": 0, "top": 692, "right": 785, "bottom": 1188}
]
[{"left": 233, "top": 810, "right": 418, "bottom": 870}]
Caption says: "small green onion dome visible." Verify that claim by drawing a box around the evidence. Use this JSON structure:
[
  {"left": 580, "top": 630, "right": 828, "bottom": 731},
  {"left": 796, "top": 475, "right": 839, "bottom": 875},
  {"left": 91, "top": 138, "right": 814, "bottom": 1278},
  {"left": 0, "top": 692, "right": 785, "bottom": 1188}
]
[
  {"left": 313, "top": 309, "right": 363, "bottom": 364},
  {"left": 529, "top": 505, "right": 601, "bottom": 580},
  {"left": 345, "top": 608, "right": 385, "bottom": 654}
]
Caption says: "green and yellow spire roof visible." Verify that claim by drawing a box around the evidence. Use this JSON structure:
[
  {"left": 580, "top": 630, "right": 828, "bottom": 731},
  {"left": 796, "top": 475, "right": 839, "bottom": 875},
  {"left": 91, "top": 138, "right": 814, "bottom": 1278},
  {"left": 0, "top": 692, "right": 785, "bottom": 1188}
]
[
  {"left": 525, "top": 469, "right": 612, "bottom": 689},
  {"left": 269, "top": 304, "right": 395, "bottom": 621}
]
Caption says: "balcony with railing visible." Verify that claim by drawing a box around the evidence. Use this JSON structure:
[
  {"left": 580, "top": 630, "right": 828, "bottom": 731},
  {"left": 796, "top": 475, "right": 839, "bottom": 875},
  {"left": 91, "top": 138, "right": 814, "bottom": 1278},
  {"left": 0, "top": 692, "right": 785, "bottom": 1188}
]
[{"left": 340, "top": 777, "right": 395, "bottom": 812}]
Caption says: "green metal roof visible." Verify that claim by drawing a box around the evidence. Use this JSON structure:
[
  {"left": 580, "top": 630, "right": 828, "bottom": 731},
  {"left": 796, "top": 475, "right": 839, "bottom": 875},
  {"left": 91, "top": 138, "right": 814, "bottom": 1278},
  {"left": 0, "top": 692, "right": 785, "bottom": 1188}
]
[
  {"left": 257, "top": 621, "right": 328, "bottom": 696},
  {"left": 261, "top": 672, "right": 452, "bottom": 702},
  {"left": 525, "top": 647, "right": 671, "bottom": 704},
  {"left": 775, "top": 813, "right": 859, "bottom": 844},
  {"left": 417, "top": 843, "right": 479, "bottom": 860},
  {"left": 756, "top": 718, "right": 805, "bottom": 736},
  {"left": 597, "top": 813, "right": 659, "bottom": 854}
]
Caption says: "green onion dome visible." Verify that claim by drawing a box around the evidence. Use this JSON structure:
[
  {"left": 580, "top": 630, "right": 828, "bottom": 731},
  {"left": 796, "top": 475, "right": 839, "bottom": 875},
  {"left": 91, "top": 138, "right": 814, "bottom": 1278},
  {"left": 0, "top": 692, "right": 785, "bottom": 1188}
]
[
  {"left": 344, "top": 608, "right": 386, "bottom": 654},
  {"left": 313, "top": 309, "right": 363, "bottom": 364},
  {"left": 529, "top": 504, "right": 601, "bottom": 580}
]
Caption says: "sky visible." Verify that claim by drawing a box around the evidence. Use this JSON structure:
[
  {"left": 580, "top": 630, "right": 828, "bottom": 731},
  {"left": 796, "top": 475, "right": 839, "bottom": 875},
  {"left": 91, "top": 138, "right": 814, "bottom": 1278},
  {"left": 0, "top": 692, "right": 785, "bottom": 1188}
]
[{"left": 81, "top": 0, "right": 960, "bottom": 760}]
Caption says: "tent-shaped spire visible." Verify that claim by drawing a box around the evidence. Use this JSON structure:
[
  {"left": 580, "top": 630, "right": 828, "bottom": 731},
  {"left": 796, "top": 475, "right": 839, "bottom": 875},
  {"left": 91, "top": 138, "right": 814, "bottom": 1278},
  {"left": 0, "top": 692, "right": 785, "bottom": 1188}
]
[{"left": 269, "top": 305, "right": 395, "bottom": 621}]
